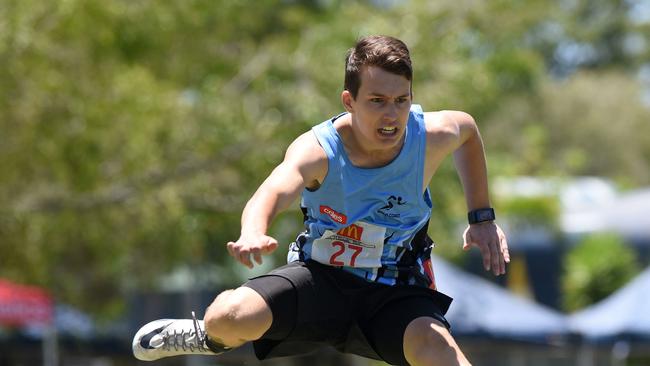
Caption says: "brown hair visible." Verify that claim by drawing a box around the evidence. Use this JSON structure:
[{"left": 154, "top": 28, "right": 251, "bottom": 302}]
[{"left": 344, "top": 35, "right": 412, "bottom": 99}]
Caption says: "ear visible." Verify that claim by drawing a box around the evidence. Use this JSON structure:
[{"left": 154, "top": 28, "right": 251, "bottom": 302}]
[{"left": 341, "top": 90, "right": 354, "bottom": 113}]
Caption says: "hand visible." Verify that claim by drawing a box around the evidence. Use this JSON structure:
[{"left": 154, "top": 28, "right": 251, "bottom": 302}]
[
  {"left": 462, "top": 222, "right": 510, "bottom": 276},
  {"left": 227, "top": 233, "right": 279, "bottom": 269}
]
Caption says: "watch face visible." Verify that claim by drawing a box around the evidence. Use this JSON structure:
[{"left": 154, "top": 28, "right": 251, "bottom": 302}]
[{"left": 478, "top": 210, "right": 494, "bottom": 221}]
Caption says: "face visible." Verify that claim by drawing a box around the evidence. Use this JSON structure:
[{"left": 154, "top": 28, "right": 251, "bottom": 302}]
[{"left": 342, "top": 66, "right": 412, "bottom": 152}]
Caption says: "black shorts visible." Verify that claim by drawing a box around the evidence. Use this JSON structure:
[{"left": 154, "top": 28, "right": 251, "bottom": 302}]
[{"left": 242, "top": 260, "right": 452, "bottom": 366}]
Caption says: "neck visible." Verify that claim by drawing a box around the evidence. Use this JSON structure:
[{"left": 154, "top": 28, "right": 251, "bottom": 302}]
[{"left": 336, "top": 115, "right": 404, "bottom": 168}]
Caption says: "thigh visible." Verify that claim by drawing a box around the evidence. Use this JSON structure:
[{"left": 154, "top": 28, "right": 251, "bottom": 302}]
[
  {"left": 243, "top": 261, "right": 353, "bottom": 343},
  {"left": 240, "top": 276, "right": 295, "bottom": 340},
  {"left": 363, "top": 296, "right": 450, "bottom": 366}
]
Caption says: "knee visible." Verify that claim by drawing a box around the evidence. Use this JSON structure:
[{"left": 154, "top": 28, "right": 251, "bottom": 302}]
[
  {"left": 403, "top": 317, "right": 470, "bottom": 366},
  {"left": 203, "top": 287, "right": 272, "bottom": 344},
  {"left": 204, "top": 290, "right": 239, "bottom": 334}
]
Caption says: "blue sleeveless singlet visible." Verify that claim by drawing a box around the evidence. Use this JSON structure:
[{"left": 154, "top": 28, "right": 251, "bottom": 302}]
[{"left": 287, "top": 104, "right": 436, "bottom": 287}]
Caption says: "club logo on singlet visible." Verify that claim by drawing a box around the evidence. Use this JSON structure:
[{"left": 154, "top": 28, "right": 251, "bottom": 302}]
[{"left": 377, "top": 195, "right": 406, "bottom": 218}]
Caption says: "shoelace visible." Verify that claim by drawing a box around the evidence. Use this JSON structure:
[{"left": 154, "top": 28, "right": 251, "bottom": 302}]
[{"left": 161, "top": 311, "right": 209, "bottom": 353}]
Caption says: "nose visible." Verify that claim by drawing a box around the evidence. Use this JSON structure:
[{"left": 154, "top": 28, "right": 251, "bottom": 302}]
[{"left": 384, "top": 101, "right": 398, "bottom": 120}]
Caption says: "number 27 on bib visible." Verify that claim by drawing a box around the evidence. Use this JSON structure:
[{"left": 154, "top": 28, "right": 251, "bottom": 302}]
[{"left": 311, "top": 222, "right": 385, "bottom": 268}]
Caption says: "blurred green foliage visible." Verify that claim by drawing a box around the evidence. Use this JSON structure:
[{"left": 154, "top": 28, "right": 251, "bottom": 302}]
[
  {"left": 562, "top": 233, "right": 641, "bottom": 312},
  {"left": 496, "top": 196, "right": 560, "bottom": 233},
  {"left": 0, "top": 0, "right": 649, "bottom": 318}
]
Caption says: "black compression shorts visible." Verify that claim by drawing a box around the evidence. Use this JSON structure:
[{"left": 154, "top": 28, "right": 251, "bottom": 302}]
[{"left": 242, "top": 260, "right": 452, "bottom": 366}]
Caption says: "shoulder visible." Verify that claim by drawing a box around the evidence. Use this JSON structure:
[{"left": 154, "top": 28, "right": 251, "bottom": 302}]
[
  {"left": 422, "top": 110, "right": 477, "bottom": 151},
  {"left": 286, "top": 130, "right": 328, "bottom": 162},
  {"left": 423, "top": 110, "right": 475, "bottom": 134},
  {"left": 284, "top": 130, "right": 329, "bottom": 189}
]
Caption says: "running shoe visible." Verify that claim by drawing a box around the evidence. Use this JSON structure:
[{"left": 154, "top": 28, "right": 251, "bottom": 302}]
[{"left": 132, "top": 311, "right": 231, "bottom": 361}]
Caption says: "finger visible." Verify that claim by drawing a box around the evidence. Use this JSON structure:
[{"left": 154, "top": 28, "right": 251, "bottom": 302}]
[
  {"left": 262, "top": 238, "right": 279, "bottom": 254},
  {"left": 253, "top": 250, "right": 263, "bottom": 265},
  {"left": 500, "top": 236, "right": 509, "bottom": 275},
  {"left": 462, "top": 240, "right": 471, "bottom": 251},
  {"left": 489, "top": 239, "right": 500, "bottom": 275},
  {"left": 462, "top": 228, "right": 472, "bottom": 251},
  {"left": 498, "top": 243, "right": 506, "bottom": 275},
  {"left": 226, "top": 242, "right": 236, "bottom": 257},
  {"left": 477, "top": 242, "right": 491, "bottom": 271},
  {"left": 501, "top": 236, "right": 511, "bottom": 263},
  {"left": 238, "top": 249, "right": 253, "bottom": 269}
]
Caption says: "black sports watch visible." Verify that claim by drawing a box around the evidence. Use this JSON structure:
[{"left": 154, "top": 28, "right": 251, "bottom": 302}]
[{"left": 467, "top": 208, "right": 495, "bottom": 224}]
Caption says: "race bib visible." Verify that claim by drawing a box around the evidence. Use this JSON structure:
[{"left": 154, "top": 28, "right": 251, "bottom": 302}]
[{"left": 311, "top": 222, "right": 385, "bottom": 268}]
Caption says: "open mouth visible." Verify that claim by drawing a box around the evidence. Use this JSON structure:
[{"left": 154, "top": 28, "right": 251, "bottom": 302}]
[{"left": 378, "top": 127, "right": 398, "bottom": 136}]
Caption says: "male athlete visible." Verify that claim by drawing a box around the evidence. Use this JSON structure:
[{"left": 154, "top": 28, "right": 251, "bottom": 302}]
[{"left": 133, "top": 35, "right": 509, "bottom": 366}]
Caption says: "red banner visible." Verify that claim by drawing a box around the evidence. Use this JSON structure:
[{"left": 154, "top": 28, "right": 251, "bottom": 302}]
[{"left": 0, "top": 279, "right": 53, "bottom": 326}]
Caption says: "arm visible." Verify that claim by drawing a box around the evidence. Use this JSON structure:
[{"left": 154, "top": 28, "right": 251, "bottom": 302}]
[
  {"left": 227, "top": 131, "right": 327, "bottom": 268},
  {"left": 451, "top": 112, "right": 491, "bottom": 211},
  {"left": 451, "top": 112, "right": 509, "bottom": 276},
  {"left": 425, "top": 111, "right": 510, "bottom": 276}
]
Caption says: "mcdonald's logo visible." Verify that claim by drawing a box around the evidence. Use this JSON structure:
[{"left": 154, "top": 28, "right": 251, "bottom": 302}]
[{"left": 336, "top": 224, "right": 363, "bottom": 241}]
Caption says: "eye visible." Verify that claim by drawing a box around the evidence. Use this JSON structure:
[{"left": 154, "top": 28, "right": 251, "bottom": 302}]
[
  {"left": 370, "top": 98, "right": 383, "bottom": 104},
  {"left": 396, "top": 97, "right": 408, "bottom": 104}
]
